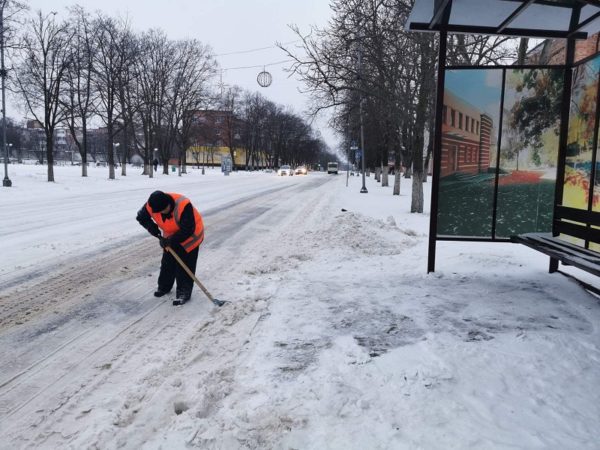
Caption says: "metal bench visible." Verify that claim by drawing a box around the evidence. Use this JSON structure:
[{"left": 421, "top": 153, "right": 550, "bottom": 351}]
[
  {"left": 511, "top": 206, "right": 600, "bottom": 293},
  {"left": 511, "top": 232, "right": 600, "bottom": 277}
]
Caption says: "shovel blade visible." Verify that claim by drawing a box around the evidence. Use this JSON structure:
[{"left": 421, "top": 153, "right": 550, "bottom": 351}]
[{"left": 212, "top": 298, "right": 226, "bottom": 307}]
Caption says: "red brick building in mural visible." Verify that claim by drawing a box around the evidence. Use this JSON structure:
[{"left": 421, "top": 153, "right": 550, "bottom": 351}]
[{"left": 440, "top": 90, "right": 493, "bottom": 178}]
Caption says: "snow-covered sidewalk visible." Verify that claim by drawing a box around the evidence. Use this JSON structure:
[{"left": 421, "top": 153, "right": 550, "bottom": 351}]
[{"left": 1, "top": 165, "right": 599, "bottom": 449}]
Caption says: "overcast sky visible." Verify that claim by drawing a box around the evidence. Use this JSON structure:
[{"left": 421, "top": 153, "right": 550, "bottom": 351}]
[{"left": 19, "top": 0, "right": 338, "bottom": 150}]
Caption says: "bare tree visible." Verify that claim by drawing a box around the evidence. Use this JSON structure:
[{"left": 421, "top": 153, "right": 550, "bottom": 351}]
[
  {"left": 15, "top": 10, "right": 72, "bottom": 182},
  {"left": 239, "top": 92, "right": 271, "bottom": 170},
  {"left": 447, "top": 34, "right": 518, "bottom": 66},
  {"left": 279, "top": 0, "right": 424, "bottom": 206},
  {"left": 131, "top": 29, "right": 171, "bottom": 177},
  {"left": 219, "top": 86, "right": 242, "bottom": 168},
  {"left": 114, "top": 26, "right": 138, "bottom": 176},
  {"left": 1, "top": 0, "right": 26, "bottom": 187},
  {"left": 91, "top": 14, "right": 131, "bottom": 180},
  {"left": 410, "top": 33, "right": 436, "bottom": 212},
  {"left": 61, "top": 6, "right": 95, "bottom": 177},
  {"left": 167, "top": 38, "right": 216, "bottom": 176}
]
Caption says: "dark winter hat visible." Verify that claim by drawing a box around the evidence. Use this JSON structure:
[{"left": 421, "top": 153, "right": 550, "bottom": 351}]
[{"left": 148, "top": 190, "right": 170, "bottom": 213}]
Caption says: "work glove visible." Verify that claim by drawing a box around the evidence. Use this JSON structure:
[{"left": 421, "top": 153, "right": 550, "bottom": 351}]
[{"left": 158, "top": 236, "right": 172, "bottom": 249}]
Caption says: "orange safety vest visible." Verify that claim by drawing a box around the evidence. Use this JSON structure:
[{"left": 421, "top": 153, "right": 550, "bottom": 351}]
[{"left": 145, "top": 193, "right": 204, "bottom": 252}]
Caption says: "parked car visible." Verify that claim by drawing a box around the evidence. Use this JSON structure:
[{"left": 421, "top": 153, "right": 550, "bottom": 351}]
[
  {"left": 277, "top": 165, "right": 293, "bottom": 176},
  {"left": 295, "top": 166, "right": 308, "bottom": 175}
]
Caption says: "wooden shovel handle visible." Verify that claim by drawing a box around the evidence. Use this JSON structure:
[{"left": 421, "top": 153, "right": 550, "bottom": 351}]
[{"left": 165, "top": 246, "right": 215, "bottom": 302}]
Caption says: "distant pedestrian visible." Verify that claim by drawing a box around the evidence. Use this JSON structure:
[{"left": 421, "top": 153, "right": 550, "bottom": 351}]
[
  {"left": 153, "top": 158, "right": 159, "bottom": 172},
  {"left": 136, "top": 190, "right": 204, "bottom": 303}
]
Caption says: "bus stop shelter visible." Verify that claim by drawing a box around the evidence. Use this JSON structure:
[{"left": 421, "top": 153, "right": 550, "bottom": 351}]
[{"left": 406, "top": 0, "right": 600, "bottom": 289}]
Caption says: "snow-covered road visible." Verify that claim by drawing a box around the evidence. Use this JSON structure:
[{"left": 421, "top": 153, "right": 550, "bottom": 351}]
[
  {"left": 1, "top": 165, "right": 599, "bottom": 449},
  {"left": 1, "top": 167, "right": 334, "bottom": 445}
]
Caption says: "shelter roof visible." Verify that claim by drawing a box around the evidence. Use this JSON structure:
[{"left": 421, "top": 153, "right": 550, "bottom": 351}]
[{"left": 406, "top": 0, "right": 600, "bottom": 39}]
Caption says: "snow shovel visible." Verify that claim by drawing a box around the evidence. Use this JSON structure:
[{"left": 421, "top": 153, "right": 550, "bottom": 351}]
[{"left": 165, "top": 246, "right": 226, "bottom": 307}]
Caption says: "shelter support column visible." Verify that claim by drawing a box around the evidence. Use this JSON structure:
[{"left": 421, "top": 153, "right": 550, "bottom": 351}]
[
  {"left": 427, "top": 30, "right": 447, "bottom": 273},
  {"left": 552, "top": 7, "right": 581, "bottom": 273}
]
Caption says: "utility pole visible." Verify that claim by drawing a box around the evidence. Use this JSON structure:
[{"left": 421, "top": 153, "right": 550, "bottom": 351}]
[
  {"left": 359, "top": 96, "right": 367, "bottom": 193},
  {"left": 1, "top": 2, "right": 11, "bottom": 187},
  {"left": 346, "top": 115, "right": 350, "bottom": 187}
]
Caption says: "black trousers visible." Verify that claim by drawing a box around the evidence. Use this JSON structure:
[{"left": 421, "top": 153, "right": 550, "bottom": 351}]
[{"left": 157, "top": 244, "right": 199, "bottom": 294}]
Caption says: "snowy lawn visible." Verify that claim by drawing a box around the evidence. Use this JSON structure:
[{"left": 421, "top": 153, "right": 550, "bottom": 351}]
[{"left": 0, "top": 164, "right": 599, "bottom": 449}]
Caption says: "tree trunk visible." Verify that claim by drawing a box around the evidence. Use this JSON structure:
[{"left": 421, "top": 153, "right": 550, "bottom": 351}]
[
  {"left": 46, "top": 134, "right": 54, "bottom": 182},
  {"left": 517, "top": 38, "right": 529, "bottom": 65},
  {"left": 149, "top": 146, "right": 154, "bottom": 178},
  {"left": 411, "top": 170, "right": 424, "bottom": 213},
  {"left": 382, "top": 166, "right": 389, "bottom": 187},
  {"left": 141, "top": 138, "right": 149, "bottom": 176},
  {"left": 120, "top": 128, "right": 127, "bottom": 177},
  {"left": 121, "top": 151, "right": 127, "bottom": 176},
  {"left": 423, "top": 119, "right": 434, "bottom": 183},
  {"left": 107, "top": 122, "right": 115, "bottom": 180},
  {"left": 81, "top": 119, "right": 88, "bottom": 177},
  {"left": 393, "top": 171, "right": 401, "bottom": 195},
  {"left": 410, "top": 36, "right": 434, "bottom": 213}
]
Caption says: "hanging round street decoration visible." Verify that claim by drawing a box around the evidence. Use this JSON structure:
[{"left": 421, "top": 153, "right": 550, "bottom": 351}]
[{"left": 257, "top": 68, "right": 272, "bottom": 88}]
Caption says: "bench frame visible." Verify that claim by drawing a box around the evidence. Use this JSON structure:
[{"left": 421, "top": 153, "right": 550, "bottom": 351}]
[
  {"left": 511, "top": 233, "right": 600, "bottom": 277},
  {"left": 511, "top": 206, "right": 600, "bottom": 290}
]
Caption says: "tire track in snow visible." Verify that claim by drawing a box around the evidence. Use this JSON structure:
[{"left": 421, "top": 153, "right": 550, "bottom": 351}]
[{"left": 0, "top": 180, "right": 313, "bottom": 330}]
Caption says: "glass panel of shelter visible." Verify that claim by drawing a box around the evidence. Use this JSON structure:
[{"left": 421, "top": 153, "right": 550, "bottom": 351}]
[
  {"left": 437, "top": 66, "right": 566, "bottom": 239},
  {"left": 560, "top": 54, "right": 600, "bottom": 248},
  {"left": 437, "top": 68, "right": 502, "bottom": 238},
  {"left": 509, "top": 4, "right": 572, "bottom": 31},
  {"left": 448, "top": 0, "right": 522, "bottom": 28}
]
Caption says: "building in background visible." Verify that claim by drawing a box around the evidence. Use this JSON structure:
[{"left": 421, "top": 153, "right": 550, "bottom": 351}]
[{"left": 187, "top": 109, "right": 255, "bottom": 169}]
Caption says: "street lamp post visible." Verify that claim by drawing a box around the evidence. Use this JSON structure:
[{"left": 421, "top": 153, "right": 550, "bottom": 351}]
[
  {"left": 359, "top": 97, "right": 367, "bottom": 193},
  {"left": 357, "top": 32, "right": 367, "bottom": 194},
  {"left": 1, "top": 4, "right": 11, "bottom": 187}
]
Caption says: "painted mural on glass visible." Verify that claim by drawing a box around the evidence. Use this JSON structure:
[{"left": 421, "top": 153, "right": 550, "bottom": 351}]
[
  {"left": 437, "top": 69, "right": 502, "bottom": 237},
  {"left": 496, "top": 68, "right": 564, "bottom": 237},
  {"left": 563, "top": 55, "right": 600, "bottom": 211}
]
